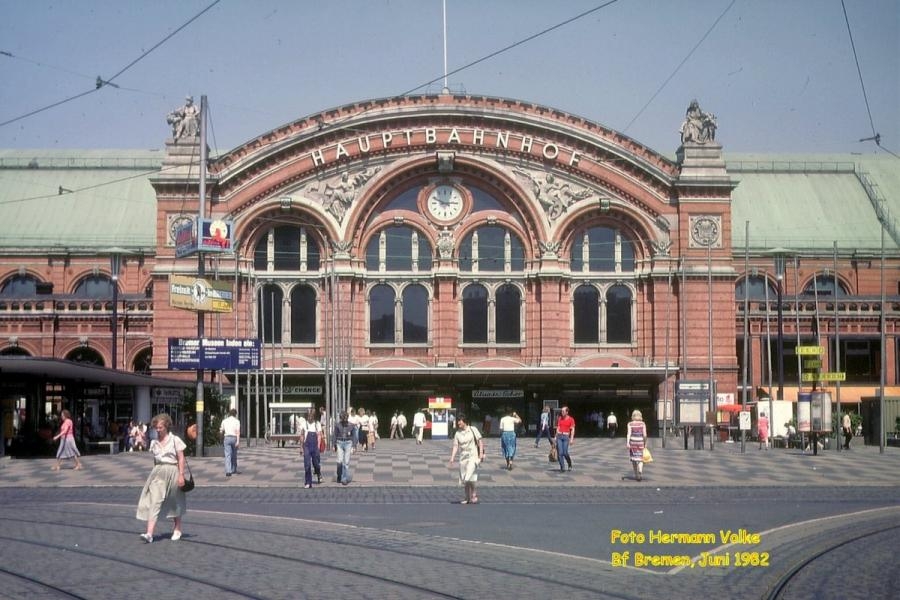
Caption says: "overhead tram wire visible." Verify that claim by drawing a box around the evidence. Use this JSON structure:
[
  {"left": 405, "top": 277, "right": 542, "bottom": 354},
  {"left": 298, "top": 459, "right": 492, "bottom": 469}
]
[
  {"left": 622, "top": 0, "right": 737, "bottom": 134},
  {"left": 307, "top": 1, "right": 620, "bottom": 137},
  {"left": 841, "top": 0, "right": 899, "bottom": 159},
  {"left": 0, "top": 0, "right": 221, "bottom": 130}
]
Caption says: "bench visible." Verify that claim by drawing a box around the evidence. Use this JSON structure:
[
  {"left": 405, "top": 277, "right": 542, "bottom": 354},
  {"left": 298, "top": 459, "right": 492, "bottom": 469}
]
[{"left": 87, "top": 440, "right": 119, "bottom": 454}]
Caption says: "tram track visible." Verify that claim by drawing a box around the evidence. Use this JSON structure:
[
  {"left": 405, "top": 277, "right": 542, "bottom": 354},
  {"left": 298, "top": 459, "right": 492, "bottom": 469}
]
[
  {"left": 0, "top": 504, "right": 641, "bottom": 600},
  {"left": 0, "top": 565, "right": 90, "bottom": 600},
  {"left": 763, "top": 522, "right": 900, "bottom": 600}
]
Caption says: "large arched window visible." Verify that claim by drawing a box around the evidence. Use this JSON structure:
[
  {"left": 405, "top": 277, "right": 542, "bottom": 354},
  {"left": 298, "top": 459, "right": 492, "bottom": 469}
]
[
  {"left": 0, "top": 274, "right": 39, "bottom": 297},
  {"left": 365, "top": 226, "right": 432, "bottom": 272},
  {"left": 573, "top": 284, "right": 600, "bottom": 343},
  {"left": 257, "top": 284, "right": 283, "bottom": 344},
  {"left": 735, "top": 274, "right": 778, "bottom": 300},
  {"left": 462, "top": 284, "right": 488, "bottom": 343},
  {"left": 459, "top": 226, "right": 525, "bottom": 272},
  {"left": 369, "top": 284, "right": 395, "bottom": 344},
  {"left": 73, "top": 274, "right": 116, "bottom": 298},
  {"left": 802, "top": 274, "right": 849, "bottom": 297},
  {"left": 495, "top": 284, "right": 521, "bottom": 344},
  {"left": 402, "top": 284, "right": 428, "bottom": 344},
  {"left": 571, "top": 226, "right": 635, "bottom": 272},
  {"left": 254, "top": 226, "right": 321, "bottom": 272},
  {"left": 606, "top": 285, "right": 633, "bottom": 343},
  {"left": 66, "top": 347, "right": 104, "bottom": 365},
  {"left": 133, "top": 347, "right": 152, "bottom": 374},
  {"left": 290, "top": 284, "right": 317, "bottom": 344}
]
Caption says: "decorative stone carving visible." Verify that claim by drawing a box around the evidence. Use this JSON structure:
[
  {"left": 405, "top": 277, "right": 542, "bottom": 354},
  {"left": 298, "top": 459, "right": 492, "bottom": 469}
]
[
  {"left": 679, "top": 99, "right": 717, "bottom": 145},
  {"left": 651, "top": 238, "right": 673, "bottom": 257},
  {"left": 303, "top": 167, "right": 381, "bottom": 223},
  {"left": 538, "top": 240, "right": 561, "bottom": 257},
  {"left": 512, "top": 168, "right": 594, "bottom": 222},
  {"left": 166, "top": 96, "right": 200, "bottom": 141},
  {"left": 437, "top": 228, "right": 455, "bottom": 259},
  {"left": 330, "top": 239, "right": 353, "bottom": 258},
  {"left": 689, "top": 215, "right": 721, "bottom": 248}
]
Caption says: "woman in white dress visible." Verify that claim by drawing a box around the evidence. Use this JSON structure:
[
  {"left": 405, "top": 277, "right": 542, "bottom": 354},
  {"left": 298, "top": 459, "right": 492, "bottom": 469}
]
[
  {"left": 136, "top": 414, "right": 187, "bottom": 542},
  {"left": 448, "top": 414, "right": 485, "bottom": 505}
]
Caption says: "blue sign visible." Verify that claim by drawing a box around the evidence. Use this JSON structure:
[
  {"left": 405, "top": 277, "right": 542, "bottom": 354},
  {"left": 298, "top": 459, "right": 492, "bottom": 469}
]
[{"left": 168, "top": 337, "right": 261, "bottom": 370}]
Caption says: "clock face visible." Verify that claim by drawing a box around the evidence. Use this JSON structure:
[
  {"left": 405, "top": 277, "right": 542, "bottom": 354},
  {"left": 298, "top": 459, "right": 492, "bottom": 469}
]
[{"left": 426, "top": 185, "right": 464, "bottom": 221}]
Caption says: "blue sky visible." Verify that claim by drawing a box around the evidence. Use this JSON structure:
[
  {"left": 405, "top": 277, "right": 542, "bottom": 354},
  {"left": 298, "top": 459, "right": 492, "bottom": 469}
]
[{"left": 1, "top": 0, "right": 897, "bottom": 157}]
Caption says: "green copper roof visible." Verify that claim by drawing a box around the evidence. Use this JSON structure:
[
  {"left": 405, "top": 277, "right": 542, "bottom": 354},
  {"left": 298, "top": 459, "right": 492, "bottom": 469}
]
[
  {"left": 0, "top": 149, "right": 163, "bottom": 252},
  {"left": 727, "top": 153, "right": 900, "bottom": 252}
]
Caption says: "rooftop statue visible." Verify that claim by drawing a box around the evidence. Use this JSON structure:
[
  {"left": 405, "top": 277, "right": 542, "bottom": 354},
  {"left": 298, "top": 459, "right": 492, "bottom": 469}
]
[
  {"left": 166, "top": 96, "right": 200, "bottom": 140},
  {"left": 679, "top": 99, "right": 717, "bottom": 145}
]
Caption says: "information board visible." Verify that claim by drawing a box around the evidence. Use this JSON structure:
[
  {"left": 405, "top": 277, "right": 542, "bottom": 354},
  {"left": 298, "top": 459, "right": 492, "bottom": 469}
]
[{"left": 168, "top": 338, "right": 261, "bottom": 370}]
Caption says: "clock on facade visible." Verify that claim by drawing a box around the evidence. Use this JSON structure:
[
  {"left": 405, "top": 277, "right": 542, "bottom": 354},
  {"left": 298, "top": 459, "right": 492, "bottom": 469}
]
[{"left": 426, "top": 184, "right": 464, "bottom": 221}]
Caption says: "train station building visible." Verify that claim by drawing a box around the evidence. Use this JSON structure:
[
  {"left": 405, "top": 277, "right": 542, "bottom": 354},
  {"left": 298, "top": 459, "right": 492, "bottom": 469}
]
[{"left": 1, "top": 94, "right": 898, "bottom": 448}]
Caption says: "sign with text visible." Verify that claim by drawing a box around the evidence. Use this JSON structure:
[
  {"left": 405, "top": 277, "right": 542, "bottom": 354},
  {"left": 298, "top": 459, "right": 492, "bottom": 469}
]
[
  {"left": 167, "top": 337, "right": 261, "bottom": 370},
  {"left": 796, "top": 345, "right": 825, "bottom": 355},
  {"left": 174, "top": 219, "right": 197, "bottom": 258},
  {"left": 169, "top": 275, "right": 234, "bottom": 313},
  {"left": 800, "top": 372, "right": 846, "bottom": 382}
]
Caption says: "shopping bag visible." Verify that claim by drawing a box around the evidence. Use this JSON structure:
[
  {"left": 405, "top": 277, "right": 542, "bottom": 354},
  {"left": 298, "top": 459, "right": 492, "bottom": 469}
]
[{"left": 642, "top": 447, "right": 653, "bottom": 463}]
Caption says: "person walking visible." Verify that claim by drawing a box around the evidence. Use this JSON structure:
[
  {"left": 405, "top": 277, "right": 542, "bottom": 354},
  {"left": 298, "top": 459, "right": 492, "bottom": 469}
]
[
  {"left": 52, "top": 409, "right": 83, "bottom": 471},
  {"left": 534, "top": 405, "right": 552, "bottom": 448},
  {"left": 136, "top": 414, "right": 187, "bottom": 543},
  {"left": 299, "top": 408, "right": 323, "bottom": 488},
  {"left": 369, "top": 411, "right": 379, "bottom": 450},
  {"left": 555, "top": 406, "right": 575, "bottom": 472},
  {"left": 758, "top": 412, "right": 770, "bottom": 450},
  {"left": 626, "top": 410, "right": 647, "bottom": 481},
  {"left": 357, "top": 408, "right": 370, "bottom": 452},
  {"left": 448, "top": 414, "right": 485, "bottom": 504},
  {"left": 219, "top": 408, "right": 241, "bottom": 477},
  {"left": 842, "top": 412, "right": 853, "bottom": 450},
  {"left": 332, "top": 411, "right": 358, "bottom": 485},
  {"left": 499, "top": 410, "right": 522, "bottom": 470},
  {"left": 397, "top": 411, "right": 407, "bottom": 439},
  {"left": 607, "top": 411, "right": 618, "bottom": 438},
  {"left": 390, "top": 411, "right": 400, "bottom": 439},
  {"left": 413, "top": 409, "right": 426, "bottom": 444}
]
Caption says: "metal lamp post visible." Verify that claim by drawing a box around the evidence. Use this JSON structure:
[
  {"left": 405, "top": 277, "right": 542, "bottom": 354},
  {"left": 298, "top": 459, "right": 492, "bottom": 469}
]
[
  {"left": 774, "top": 253, "right": 786, "bottom": 402},
  {"left": 110, "top": 252, "right": 122, "bottom": 371}
]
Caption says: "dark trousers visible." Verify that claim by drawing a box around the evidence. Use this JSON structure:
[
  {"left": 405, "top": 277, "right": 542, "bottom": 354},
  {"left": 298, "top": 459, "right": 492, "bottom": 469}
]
[
  {"left": 303, "top": 432, "right": 321, "bottom": 485},
  {"left": 843, "top": 429, "right": 853, "bottom": 449}
]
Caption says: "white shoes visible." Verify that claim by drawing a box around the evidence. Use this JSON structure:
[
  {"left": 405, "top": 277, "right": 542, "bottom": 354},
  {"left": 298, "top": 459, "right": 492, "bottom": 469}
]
[
  {"left": 140, "top": 533, "right": 153, "bottom": 543},
  {"left": 171, "top": 530, "right": 182, "bottom": 541}
]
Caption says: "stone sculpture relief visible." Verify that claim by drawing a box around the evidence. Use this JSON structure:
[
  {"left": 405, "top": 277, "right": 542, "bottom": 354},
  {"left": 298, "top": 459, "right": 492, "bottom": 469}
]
[
  {"left": 437, "top": 228, "right": 455, "bottom": 259},
  {"left": 512, "top": 168, "right": 595, "bottom": 222},
  {"left": 303, "top": 167, "right": 381, "bottom": 223}
]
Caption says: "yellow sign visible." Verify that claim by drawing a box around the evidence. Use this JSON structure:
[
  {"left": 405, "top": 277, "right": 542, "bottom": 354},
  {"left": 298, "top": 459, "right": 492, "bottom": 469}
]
[
  {"left": 169, "top": 275, "right": 234, "bottom": 313},
  {"left": 801, "top": 372, "right": 846, "bottom": 382},
  {"left": 803, "top": 360, "right": 822, "bottom": 369},
  {"left": 196, "top": 400, "right": 205, "bottom": 412},
  {"left": 796, "top": 346, "right": 825, "bottom": 355}
]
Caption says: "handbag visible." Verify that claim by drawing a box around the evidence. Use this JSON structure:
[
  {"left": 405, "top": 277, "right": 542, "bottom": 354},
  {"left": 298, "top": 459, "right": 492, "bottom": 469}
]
[
  {"left": 642, "top": 447, "right": 653, "bottom": 463},
  {"left": 180, "top": 460, "right": 195, "bottom": 492},
  {"left": 549, "top": 440, "right": 558, "bottom": 462}
]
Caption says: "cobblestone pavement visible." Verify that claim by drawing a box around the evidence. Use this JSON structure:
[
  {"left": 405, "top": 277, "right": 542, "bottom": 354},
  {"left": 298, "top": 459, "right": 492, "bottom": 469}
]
[
  {"left": 1, "top": 437, "right": 898, "bottom": 599},
  {"left": 2, "top": 436, "right": 898, "bottom": 489}
]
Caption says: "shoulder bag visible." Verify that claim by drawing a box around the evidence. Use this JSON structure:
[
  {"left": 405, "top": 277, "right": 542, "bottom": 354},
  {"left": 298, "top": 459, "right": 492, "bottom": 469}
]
[{"left": 180, "top": 458, "right": 195, "bottom": 492}]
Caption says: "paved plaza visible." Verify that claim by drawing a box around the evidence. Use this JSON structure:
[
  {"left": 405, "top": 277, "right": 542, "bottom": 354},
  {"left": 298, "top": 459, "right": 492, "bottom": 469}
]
[{"left": 1, "top": 437, "right": 898, "bottom": 599}]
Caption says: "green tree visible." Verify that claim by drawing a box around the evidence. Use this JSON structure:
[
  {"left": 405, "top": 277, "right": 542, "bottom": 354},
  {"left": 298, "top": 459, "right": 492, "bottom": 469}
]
[{"left": 180, "top": 386, "right": 228, "bottom": 454}]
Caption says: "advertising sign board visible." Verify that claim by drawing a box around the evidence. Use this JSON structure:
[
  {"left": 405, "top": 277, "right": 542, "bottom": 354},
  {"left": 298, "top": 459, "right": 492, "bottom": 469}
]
[
  {"left": 169, "top": 275, "right": 234, "bottom": 313},
  {"left": 167, "top": 338, "right": 261, "bottom": 370}
]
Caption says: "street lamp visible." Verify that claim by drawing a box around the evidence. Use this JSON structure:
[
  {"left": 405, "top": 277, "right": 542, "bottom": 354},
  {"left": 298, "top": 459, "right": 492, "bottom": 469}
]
[
  {"left": 772, "top": 251, "right": 789, "bottom": 402},
  {"left": 110, "top": 252, "right": 122, "bottom": 371}
]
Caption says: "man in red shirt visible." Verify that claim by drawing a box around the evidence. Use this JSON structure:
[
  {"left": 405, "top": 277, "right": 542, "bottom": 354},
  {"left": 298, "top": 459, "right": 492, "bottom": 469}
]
[{"left": 555, "top": 406, "right": 575, "bottom": 472}]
